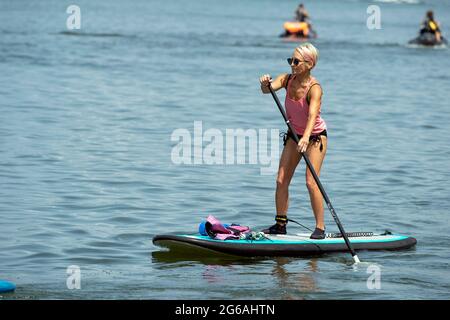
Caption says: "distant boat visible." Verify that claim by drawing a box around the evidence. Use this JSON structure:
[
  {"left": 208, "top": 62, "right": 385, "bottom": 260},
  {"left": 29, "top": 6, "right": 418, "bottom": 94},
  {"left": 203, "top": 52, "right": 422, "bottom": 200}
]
[{"left": 280, "top": 21, "right": 317, "bottom": 41}]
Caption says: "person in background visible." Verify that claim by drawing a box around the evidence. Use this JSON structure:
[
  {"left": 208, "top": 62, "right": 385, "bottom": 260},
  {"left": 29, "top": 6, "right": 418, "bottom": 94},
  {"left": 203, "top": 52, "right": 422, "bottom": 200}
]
[
  {"left": 295, "top": 4, "right": 309, "bottom": 23},
  {"left": 420, "top": 10, "right": 442, "bottom": 42}
]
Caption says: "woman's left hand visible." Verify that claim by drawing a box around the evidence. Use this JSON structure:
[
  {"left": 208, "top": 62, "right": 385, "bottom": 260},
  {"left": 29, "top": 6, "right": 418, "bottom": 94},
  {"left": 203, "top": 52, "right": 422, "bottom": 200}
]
[{"left": 297, "top": 136, "right": 310, "bottom": 153}]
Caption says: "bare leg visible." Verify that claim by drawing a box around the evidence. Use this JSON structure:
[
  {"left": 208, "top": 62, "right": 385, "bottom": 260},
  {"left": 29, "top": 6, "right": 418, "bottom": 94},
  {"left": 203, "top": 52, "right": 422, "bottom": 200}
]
[
  {"left": 276, "top": 138, "right": 302, "bottom": 221},
  {"left": 305, "top": 136, "right": 327, "bottom": 230}
]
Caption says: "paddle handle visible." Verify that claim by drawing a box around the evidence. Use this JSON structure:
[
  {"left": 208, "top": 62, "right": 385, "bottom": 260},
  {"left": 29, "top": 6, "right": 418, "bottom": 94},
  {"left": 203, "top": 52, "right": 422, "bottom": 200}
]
[{"left": 268, "top": 84, "right": 360, "bottom": 263}]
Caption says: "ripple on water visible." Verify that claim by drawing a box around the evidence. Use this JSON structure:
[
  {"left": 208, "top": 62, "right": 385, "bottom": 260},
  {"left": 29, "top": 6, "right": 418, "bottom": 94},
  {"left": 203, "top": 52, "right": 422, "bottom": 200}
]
[{"left": 1, "top": 0, "right": 450, "bottom": 300}]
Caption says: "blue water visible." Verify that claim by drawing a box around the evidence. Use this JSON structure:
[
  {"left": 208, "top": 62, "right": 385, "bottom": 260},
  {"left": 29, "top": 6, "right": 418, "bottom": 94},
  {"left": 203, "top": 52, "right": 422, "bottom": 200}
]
[{"left": 1, "top": 0, "right": 450, "bottom": 299}]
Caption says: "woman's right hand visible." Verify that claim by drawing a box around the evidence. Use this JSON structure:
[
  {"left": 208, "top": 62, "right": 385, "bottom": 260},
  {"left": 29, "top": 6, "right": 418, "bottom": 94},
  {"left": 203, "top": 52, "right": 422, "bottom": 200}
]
[
  {"left": 260, "top": 73, "right": 287, "bottom": 94},
  {"left": 259, "top": 74, "right": 272, "bottom": 87}
]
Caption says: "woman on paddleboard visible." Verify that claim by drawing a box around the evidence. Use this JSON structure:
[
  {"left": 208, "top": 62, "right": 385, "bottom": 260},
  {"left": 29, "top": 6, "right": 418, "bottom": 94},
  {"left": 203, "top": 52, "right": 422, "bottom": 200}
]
[{"left": 259, "top": 43, "right": 327, "bottom": 239}]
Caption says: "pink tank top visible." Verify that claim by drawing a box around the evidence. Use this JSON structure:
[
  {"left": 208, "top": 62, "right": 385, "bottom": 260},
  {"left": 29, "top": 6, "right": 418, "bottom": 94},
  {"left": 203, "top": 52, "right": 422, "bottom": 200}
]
[{"left": 285, "top": 75, "right": 327, "bottom": 135}]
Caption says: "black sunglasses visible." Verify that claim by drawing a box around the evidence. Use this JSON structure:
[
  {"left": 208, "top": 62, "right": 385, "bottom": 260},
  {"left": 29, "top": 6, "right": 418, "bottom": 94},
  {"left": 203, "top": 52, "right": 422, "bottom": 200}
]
[{"left": 287, "top": 57, "right": 306, "bottom": 66}]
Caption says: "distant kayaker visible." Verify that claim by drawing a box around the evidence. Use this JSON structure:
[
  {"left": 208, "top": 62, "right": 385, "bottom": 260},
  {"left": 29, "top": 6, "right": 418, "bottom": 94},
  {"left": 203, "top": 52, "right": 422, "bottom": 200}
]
[
  {"left": 259, "top": 43, "right": 327, "bottom": 240},
  {"left": 420, "top": 10, "right": 442, "bottom": 43},
  {"left": 295, "top": 4, "right": 309, "bottom": 23}
]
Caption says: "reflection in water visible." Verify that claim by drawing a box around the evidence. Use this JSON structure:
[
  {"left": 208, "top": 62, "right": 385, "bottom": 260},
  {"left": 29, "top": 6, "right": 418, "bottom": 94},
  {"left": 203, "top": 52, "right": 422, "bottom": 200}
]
[
  {"left": 151, "top": 249, "right": 252, "bottom": 266},
  {"left": 151, "top": 250, "right": 263, "bottom": 285},
  {"left": 272, "top": 257, "right": 320, "bottom": 299},
  {"left": 202, "top": 264, "right": 235, "bottom": 283},
  {"left": 151, "top": 249, "right": 321, "bottom": 298}
]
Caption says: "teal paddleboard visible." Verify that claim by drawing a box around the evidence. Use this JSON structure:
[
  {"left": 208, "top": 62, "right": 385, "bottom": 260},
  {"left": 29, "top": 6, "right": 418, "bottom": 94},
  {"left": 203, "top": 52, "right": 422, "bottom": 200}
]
[{"left": 153, "top": 232, "right": 417, "bottom": 257}]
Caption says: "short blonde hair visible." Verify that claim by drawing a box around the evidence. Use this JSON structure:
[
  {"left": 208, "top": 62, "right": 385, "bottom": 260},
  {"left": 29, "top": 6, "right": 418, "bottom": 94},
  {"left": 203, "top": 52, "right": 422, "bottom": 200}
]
[{"left": 296, "top": 43, "right": 319, "bottom": 69}]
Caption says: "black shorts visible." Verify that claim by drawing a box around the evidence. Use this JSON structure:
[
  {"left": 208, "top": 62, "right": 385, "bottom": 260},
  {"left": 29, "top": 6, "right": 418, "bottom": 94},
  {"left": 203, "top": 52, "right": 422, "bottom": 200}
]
[{"left": 282, "top": 129, "right": 327, "bottom": 151}]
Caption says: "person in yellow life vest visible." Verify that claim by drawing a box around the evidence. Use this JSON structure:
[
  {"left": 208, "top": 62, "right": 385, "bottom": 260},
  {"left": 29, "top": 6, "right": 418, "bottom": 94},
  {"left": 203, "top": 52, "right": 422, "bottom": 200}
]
[{"left": 420, "top": 10, "right": 442, "bottom": 43}]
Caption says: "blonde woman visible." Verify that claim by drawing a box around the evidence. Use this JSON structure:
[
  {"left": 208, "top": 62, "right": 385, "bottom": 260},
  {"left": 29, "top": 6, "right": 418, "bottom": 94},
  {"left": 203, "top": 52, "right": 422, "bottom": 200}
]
[{"left": 259, "top": 43, "right": 327, "bottom": 239}]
